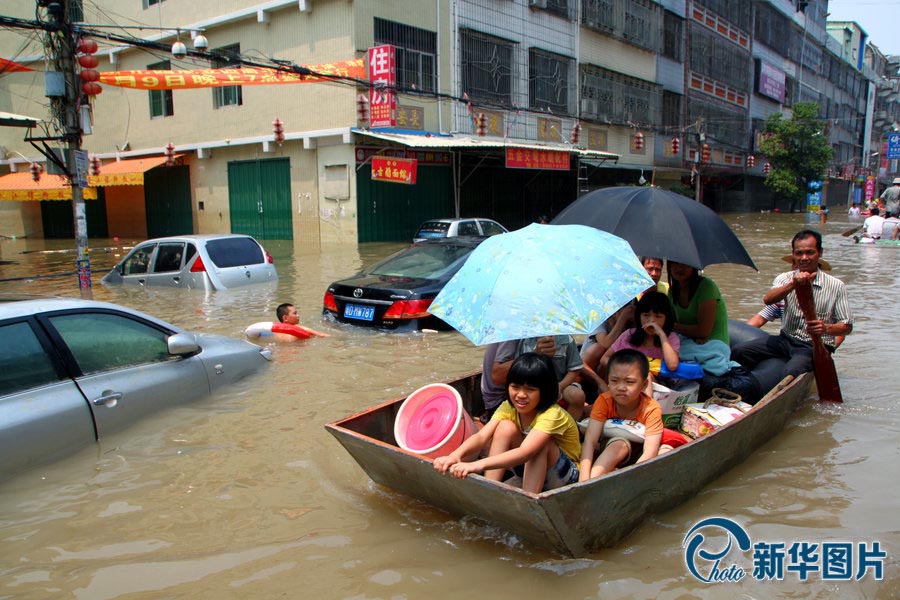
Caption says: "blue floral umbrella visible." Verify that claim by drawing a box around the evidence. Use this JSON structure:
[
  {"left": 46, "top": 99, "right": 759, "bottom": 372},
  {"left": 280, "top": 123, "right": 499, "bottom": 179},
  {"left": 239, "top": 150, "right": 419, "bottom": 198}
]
[{"left": 430, "top": 223, "right": 654, "bottom": 345}]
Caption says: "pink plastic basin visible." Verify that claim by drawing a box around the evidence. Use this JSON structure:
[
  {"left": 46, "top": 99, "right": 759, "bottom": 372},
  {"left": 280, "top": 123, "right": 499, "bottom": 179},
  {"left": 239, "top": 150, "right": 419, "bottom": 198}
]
[{"left": 394, "top": 383, "right": 475, "bottom": 459}]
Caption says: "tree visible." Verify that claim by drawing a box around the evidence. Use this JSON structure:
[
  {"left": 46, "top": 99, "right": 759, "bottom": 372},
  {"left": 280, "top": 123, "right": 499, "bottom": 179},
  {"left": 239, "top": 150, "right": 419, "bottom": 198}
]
[{"left": 759, "top": 101, "right": 833, "bottom": 212}]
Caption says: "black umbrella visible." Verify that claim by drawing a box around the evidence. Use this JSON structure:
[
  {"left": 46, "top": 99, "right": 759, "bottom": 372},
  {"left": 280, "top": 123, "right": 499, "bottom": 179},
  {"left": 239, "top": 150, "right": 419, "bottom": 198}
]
[{"left": 552, "top": 186, "right": 757, "bottom": 271}]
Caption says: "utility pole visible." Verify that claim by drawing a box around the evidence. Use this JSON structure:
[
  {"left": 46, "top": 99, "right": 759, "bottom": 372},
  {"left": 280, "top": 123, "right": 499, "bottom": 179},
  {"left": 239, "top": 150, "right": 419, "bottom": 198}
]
[{"left": 44, "top": 1, "right": 92, "bottom": 298}]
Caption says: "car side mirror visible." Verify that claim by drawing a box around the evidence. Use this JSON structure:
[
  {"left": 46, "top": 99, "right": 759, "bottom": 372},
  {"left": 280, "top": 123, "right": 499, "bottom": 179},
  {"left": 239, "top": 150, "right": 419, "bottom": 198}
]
[{"left": 167, "top": 332, "right": 200, "bottom": 356}]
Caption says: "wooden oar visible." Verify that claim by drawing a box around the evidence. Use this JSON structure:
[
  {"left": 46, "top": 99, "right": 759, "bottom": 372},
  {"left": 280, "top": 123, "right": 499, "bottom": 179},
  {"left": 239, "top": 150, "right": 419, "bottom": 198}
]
[
  {"left": 792, "top": 278, "right": 842, "bottom": 402},
  {"left": 841, "top": 225, "right": 861, "bottom": 237}
]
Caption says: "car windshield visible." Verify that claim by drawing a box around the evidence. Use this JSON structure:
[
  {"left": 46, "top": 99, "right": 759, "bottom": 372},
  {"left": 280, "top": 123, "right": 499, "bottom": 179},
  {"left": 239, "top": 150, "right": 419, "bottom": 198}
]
[
  {"left": 205, "top": 237, "right": 264, "bottom": 268},
  {"left": 415, "top": 221, "right": 450, "bottom": 239},
  {"left": 367, "top": 244, "right": 474, "bottom": 279}
]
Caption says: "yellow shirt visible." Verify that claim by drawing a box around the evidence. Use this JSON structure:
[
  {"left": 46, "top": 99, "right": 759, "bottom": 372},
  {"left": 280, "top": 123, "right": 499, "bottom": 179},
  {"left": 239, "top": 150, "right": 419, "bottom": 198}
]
[{"left": 492, "top": 402, "right": 582, "bottom": 462}]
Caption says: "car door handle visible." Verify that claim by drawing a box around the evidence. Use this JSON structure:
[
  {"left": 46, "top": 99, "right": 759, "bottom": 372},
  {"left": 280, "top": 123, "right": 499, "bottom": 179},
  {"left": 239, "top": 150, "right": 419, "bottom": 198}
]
[
  {"left": 93, "top": 391, "right": 123, "bottom": 407},
  {"left": 173, "top": 276, "right": 181, "bottom": 283}
]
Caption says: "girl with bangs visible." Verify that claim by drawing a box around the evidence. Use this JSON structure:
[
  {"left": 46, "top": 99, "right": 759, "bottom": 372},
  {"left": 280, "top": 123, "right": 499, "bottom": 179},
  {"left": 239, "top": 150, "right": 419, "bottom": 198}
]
[
  {"left": 433, "top": 353, "right": 582, "bottom": 493},
  {"left": 599, "top": 291, "right": 680, "bottom": 385}
]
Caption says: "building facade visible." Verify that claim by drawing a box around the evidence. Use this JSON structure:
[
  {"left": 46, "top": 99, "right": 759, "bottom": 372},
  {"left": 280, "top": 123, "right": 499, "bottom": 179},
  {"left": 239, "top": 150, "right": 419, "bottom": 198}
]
[{"left": 0, "top": 0, "right": 884, "bottom": 243}]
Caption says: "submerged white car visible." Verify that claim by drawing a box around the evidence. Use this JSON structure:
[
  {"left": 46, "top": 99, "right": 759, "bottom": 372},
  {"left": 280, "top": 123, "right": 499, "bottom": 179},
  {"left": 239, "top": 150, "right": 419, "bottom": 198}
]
[
  {"left": 0, "top": 296, "right": 272, "bottom": 479},
  {"left": 413, "top": 218, "right": 508, "bottom": 243},
  {"left": 102, "top": 234, "right": 277, "bottom": 290}
]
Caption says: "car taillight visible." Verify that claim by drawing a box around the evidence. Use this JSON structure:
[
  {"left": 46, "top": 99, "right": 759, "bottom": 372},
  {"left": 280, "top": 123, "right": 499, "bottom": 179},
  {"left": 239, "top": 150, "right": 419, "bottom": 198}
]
[
  {"left": 383, "top": 299, "right": 432, "bottom": 319},
  {"left": 190, "top": 256, "right": 207, "bottom": 273},
  {"left": 323, "top": 291, "right": 338, "bottom": 313},
  {"left": 266, "top": 251, "right": 274, "bottom": 264}
]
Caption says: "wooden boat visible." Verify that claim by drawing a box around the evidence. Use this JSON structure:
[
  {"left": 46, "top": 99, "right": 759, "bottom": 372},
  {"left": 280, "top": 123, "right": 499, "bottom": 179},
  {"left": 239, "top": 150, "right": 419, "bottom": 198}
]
[{"left": 326, "top": 366, "right": 813, "bottom": 557}]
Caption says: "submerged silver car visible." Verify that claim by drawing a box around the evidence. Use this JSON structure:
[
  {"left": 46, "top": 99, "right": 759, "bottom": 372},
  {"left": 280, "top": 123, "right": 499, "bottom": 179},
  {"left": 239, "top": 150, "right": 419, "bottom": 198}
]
[
  {"left": 0, "top": 297, "right": 272, "bottom": 479},
  {"left": 101, "top": 234, "right": 277, "bottom": 290}
]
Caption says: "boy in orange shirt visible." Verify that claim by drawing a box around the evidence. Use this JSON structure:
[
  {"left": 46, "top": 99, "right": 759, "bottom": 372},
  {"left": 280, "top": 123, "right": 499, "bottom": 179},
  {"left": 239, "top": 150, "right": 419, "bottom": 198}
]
[{"left": 579, "top": 348, "right": 664, "bottom": 480}]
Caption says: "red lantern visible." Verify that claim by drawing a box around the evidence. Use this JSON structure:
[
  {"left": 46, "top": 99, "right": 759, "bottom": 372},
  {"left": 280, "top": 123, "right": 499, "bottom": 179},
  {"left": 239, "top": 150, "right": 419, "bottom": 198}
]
[
  {"left": 164, "top": 142, "right": 176, "bottom": 166},
  {"left": 272, "top": 118, "right": 285, "bottom": 145},
  {"left": 90, "top": 156, "right": 101, "bottom": 176},
  {"left": 77, "top": 38, "right": 98, "bottom": 55},
  {"left": 570, "top": 122, "right": 581, "bottom": 145},
  {"left": 80, "top": 69, "right": 99, "bottom": 82},
  {"left": 475, "top": 112, "right": 487, "bottom": 136},
  {"left": 30, "top": 162, "right": 42, "bottom": 182},
  {"left": 634, "top": 131, "right": 644, "bottom": 151},
  {"left": 746, "top": 154, "right": 756, "bottom": 168},
  {"left": 78, "top": 54, "right": 99, "bottom": 69},
  {"left": 700, "top": 143, "right": 710, "bottom": 164},
  {"left": 356, "top": 94, "right": 369, "bottom": 124},
  {"left": 81, "top": 81, "right": 102, "bottom": 96},
  {"left": 671, "top": 136, "right": 680, "bottom": 155},
  {"left": 763, "top": 161, "right": 771, "bottom": 175}
]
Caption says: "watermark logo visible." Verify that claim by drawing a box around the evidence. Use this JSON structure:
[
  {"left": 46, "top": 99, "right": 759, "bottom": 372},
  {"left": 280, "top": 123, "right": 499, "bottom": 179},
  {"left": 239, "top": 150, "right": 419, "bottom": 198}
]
[{"left": 683, "top": 517, "right": 885, "bottom": 583}]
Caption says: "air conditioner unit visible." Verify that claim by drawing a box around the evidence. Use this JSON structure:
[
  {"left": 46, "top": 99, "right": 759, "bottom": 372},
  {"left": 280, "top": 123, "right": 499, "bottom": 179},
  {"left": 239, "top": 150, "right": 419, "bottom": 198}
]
[{"left": 529, "top": 0, "right": 548, "bottom": 9}]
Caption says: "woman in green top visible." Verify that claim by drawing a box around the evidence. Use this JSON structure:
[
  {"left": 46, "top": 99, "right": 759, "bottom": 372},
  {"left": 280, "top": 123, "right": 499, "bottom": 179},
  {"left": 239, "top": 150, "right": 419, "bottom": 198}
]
[{"left": 667, "top": 261, "right": 729, "bottom": 344}]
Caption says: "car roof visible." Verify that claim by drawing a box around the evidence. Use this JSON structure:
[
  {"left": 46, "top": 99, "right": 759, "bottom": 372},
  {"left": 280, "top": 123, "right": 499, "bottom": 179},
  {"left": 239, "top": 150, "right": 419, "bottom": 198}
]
[
  {"left": 0, "top": 296, "right": 182, "bottom": 330},
  {"left": 132, "top": 234, "right": 258, "bottom": 244},
  {"left": 419, "top": 218, "right": 496, "bottom": 224}
]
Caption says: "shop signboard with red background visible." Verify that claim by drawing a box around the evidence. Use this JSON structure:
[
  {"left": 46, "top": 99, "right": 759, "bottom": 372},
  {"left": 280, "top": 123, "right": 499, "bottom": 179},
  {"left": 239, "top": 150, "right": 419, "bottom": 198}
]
[
  {"left": 505, "top": 148, "right": 570, "bottom": 170},
  {"left": 371, "top": 156, "right": 417, "bottom": 184},
  {"left": 368, "top": 45, "right": 396, "bottom": 128}
]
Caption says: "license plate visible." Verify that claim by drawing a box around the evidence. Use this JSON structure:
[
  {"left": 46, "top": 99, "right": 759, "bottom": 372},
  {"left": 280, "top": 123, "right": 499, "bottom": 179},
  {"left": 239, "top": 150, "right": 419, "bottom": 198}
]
[{"left": 344, "top": 303, "right": 375, "bottom": 321}]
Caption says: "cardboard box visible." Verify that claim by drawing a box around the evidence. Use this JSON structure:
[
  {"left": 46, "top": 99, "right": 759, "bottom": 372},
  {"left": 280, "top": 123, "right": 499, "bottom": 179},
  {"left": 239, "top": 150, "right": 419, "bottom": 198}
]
[
  {"left": 652, "top": 380, "right": 699, "bottom": 428},
  {"left": 680, "top": 401, "right": 752, "bottom": 439}
]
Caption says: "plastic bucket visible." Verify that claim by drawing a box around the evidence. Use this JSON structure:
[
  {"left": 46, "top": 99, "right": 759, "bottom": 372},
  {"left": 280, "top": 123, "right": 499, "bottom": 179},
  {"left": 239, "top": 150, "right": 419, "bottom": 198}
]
[{"left": 393, "top": 383, "right": 476, "bottom": 459}]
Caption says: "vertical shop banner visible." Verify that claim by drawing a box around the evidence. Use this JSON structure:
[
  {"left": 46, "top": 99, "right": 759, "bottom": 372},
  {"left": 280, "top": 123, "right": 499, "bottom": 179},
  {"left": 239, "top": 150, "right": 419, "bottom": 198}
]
[
  {"left": 368, "top": 45, "right": 397, "bottom": 128},
  {"left": 371, "top": 156, "right": 418, "bottom": 184}
]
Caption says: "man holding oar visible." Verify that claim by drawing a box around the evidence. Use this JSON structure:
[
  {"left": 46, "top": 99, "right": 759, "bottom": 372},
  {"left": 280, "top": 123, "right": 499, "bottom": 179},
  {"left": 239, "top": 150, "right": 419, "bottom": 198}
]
[{"left": 732, "top": 229, "right": 853, "bottom": 381}]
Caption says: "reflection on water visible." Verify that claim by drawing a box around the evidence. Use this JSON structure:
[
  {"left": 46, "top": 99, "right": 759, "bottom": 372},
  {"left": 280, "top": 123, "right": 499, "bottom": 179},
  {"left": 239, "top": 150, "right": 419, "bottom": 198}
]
[{"left": 0, "top": 214, "right": 897, "bottom": 598}]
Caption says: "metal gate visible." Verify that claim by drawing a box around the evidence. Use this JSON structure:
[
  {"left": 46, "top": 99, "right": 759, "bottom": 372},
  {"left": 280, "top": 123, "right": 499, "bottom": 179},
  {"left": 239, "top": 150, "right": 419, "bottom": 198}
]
[
  {"left": 227, "top": 158, "right": 293, "bottom": 240},
  {"left": 144, "top": 165, "right": 193, "bottom": 238},
  {"left": 40, "top": 194, "right": 108, "bottom": 239},
  {"left": 356, "top": 164, "right": 453, "bottom": 242}
]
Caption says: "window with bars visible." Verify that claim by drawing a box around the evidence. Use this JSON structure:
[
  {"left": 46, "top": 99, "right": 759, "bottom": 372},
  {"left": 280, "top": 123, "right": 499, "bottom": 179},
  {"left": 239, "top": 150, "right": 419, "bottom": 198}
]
[
  {"left": 374, "top": 18, "right": 437, "bottom": 93},
  {"left": 690, "top": 28, "right": 750, "bottom": 92},
  {"left": 580, "top": 64, "right": 660, "bottom": 124},
  {"left": 662, "top": 11, "right": 683, "bottom": 62},
  {"left": 545, "top": 0, "right": 571, "bottom": 20},
  {"left": 529, "top": 48, "right": 572, "bottom": 114},
  {"left": 68, "top": 0, "right": 84, "bottom": 21},
  {"left": 687, "top": 98, "right": 748, "bottom": 148},
  {"left": 581, "top": 0, "right": 660, "bottom": 53},
  {"left": 148, "top": 60, "right": 174, "bottom": 118},
  {"left": 662, "top": 91, "right": 682, "bottom": 128},
  {"left": 212, "top": 44, "right": 242, "bottom": 109},
  {"left": 460, "top": 29, "right": 515, "bottom": 106},
  {"left": 693, "top": 0, "right": 751, "bottom": 32}
]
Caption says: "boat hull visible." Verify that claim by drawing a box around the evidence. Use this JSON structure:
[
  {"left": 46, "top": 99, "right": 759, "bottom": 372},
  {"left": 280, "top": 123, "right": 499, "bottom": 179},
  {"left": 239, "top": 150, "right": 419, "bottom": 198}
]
[{"left": 326, "top": 371, "right": 812, "bottom": 556}]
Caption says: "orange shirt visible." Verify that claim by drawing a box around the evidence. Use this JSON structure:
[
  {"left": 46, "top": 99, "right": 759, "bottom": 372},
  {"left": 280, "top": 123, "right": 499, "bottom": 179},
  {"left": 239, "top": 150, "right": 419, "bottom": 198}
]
[{"left": 590, "top": 391, "right": 664, "bottom": 437}]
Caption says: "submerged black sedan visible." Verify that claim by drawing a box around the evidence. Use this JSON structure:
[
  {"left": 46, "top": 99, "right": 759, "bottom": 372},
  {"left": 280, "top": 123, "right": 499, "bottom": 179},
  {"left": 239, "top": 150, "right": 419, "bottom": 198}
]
[{"left": 323, "top": 237, "right": 484, "bottom": 331}]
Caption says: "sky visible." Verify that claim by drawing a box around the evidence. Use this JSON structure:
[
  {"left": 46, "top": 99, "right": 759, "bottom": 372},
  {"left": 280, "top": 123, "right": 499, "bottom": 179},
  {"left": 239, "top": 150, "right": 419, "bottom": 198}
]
[{"left": 826, "top": 0, "right": 900, "bottom": 56}]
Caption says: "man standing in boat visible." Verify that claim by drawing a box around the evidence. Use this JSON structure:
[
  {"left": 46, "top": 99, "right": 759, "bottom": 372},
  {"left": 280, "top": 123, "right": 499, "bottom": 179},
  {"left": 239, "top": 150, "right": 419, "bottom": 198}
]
[
  {"left": 880, "top": 177, "right": 900, "bottom": 216},
  {"left": 732, "top": 229, "right": 852, "bottom": 379}
]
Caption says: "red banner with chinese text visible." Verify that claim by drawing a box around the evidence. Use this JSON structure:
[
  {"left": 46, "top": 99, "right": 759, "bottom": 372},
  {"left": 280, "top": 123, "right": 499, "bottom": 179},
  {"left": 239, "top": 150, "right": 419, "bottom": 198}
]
[
  {"left": 98, "top": 59, "right": 365, "bottom": 90},
  {"left": 371, "top": 156, "right": 417, "bottom": 185},
  {"left": 368, "top": 45, "right": 396, "bottom": 128},
  {"left": 505, "top": 148, "right": 571, "bottom": 170}
]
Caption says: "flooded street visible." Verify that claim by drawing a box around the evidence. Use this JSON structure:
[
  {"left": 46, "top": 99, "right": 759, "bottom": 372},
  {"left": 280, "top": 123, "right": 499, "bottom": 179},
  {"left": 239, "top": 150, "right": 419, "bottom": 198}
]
[{"left": 0, "top": 212, "right": 897, "bottom": 598}]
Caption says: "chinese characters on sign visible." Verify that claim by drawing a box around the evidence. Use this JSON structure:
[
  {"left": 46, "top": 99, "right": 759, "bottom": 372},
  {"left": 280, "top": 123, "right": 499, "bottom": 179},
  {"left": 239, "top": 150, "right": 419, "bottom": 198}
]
[
  {"left": 356, "top": 147, "right": 450, "bottom": 165},
  {"left": 585, "top": 127, "right": 608, "bottom": 150},
  {"left": 371, "top": 156, "right": 418, "bottom": 184},
  {"left": 395, "top": 105, "right": 424, "bottom": 130},
  {"left": 505, "top": 149, "right": 571, "bottom": 171},
  {"left": 368, "top": 45, "right": 396, "bottom": 128},
  {"left": 536, "top": 117, "right": 562, "bottom": 142}
]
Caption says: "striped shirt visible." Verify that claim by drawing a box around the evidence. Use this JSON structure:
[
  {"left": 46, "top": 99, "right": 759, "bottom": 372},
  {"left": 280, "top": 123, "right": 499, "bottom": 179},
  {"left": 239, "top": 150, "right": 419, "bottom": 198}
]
[{"left": 775, "top": 270, "right": 852, "bottom": 348}]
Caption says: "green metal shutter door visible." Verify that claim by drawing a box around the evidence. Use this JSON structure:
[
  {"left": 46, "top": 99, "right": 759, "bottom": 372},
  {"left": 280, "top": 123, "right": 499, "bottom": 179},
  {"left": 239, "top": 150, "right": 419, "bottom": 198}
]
[
  {"left": 227, "top": 158, "right": 292, "bottom": 240},
  {"left": 40, "top": 196, "right": 108, "bottom": 239},
  {"left": 144, "top": 165, "right": 192, "bottom": 237},
  {"left": 357, "top": 164, "right": 453, "bottom": 242}
]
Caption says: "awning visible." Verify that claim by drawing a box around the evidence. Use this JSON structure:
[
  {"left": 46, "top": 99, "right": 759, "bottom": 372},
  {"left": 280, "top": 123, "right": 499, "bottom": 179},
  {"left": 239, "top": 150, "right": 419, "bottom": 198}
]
[
  {"left": 0, "top": 172, "right": 97, "bottom": 201},
  {"left": 352, "top": 128, "right": 619, "bottom": 162},
  {"left": 88, "top": 154, "right": 182, "bottom": 187},
  {"left": 0, "top": 111, "right": 40, "bottom": 128}
]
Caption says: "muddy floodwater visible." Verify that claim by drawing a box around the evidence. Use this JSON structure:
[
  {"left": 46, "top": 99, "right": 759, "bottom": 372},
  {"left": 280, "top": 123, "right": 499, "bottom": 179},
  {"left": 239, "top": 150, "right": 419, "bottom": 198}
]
[{"left": 0, "top": 212, "right": 897, "bottom": 598}]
